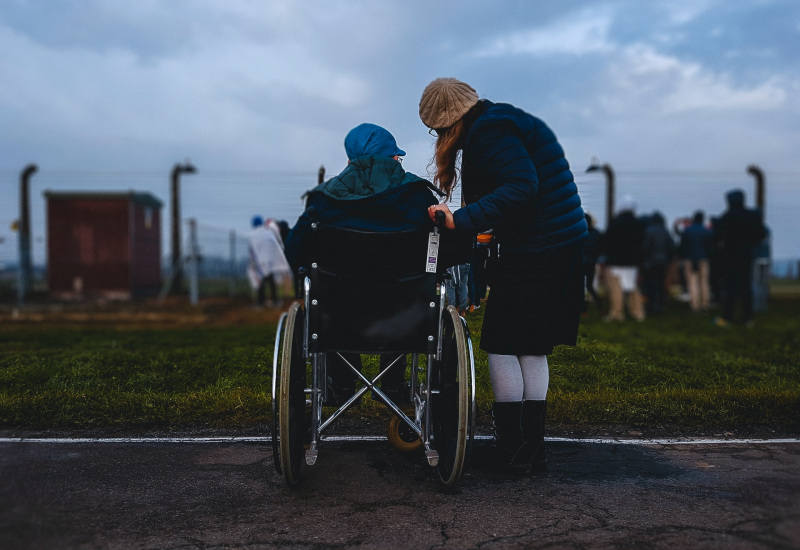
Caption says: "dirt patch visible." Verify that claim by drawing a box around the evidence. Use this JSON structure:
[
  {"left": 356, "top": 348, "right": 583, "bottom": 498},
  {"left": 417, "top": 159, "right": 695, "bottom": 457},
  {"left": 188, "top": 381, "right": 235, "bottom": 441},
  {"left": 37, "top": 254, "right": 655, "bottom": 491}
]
[{"left": 0, "top": 296, "right": 292, "bottom": 327}]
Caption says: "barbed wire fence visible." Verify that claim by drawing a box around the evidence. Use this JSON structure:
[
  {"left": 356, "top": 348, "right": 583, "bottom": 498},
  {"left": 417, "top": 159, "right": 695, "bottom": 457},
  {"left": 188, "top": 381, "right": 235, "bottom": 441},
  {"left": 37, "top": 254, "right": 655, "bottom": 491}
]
[
  {"left": 0, "top": 166, "right": 315, "bottom": 304},
  {"left": 1, "top": 166, "right": 799, "bottom": 305},
  {"left": 162, "top": 219, "right": 299, "bottom": 305},
  {"left": 172, "top": 220, "right": 253, "bottom": 303}
]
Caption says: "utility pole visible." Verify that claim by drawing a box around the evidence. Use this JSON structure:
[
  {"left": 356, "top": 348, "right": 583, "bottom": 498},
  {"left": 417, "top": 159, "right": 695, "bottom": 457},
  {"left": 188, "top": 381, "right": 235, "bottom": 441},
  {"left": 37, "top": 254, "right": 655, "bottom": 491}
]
[
  {"left": 747, "top": 165, "right": 765, "bottom": 215},
  {"left": 318, "top": 165, "right": 325, "bottom": 185},
  {"left": 747, "top": 165, "right": 770, "bottom": 312},
  {"left": 169, "top": 161, "right": 196, "bottom": 294},
  {"left": 585, "top": 157, "right": 615, "bottom": 228},
  {"left": 187, "top": 218, "right": 200, "bottom": 306},
  {"left": 18, "top": 163, "right": 37, "bottom": 306},
  {"left": 228, "top": 229, "right": 236, "bottom": 298}
]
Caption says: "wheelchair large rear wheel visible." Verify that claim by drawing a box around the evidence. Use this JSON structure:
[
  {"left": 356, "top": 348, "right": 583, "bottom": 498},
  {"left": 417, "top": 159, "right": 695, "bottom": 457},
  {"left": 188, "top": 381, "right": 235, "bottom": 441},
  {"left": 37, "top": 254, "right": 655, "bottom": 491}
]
[
  {"left": 430, "top": 305, "right": 471, "bottom": 488},
  {"left": 277, "top": 302, "right": 309, "bottom": 486},
  {"left": 271, "top": 311, "right": 288, "bottom": 474}
]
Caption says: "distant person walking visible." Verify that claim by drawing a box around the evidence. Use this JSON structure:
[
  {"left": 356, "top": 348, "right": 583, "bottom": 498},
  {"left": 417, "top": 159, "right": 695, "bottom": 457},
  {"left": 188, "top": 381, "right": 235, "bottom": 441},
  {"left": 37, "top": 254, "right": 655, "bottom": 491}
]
[
  {"left": 469, "top": 232, "right": 493, "bottom": 312},
  {"left": 679, "top": 211, "right": 714, "bottom": 312},
  {"left": 248, "top": 215, "right": 291, "bottom": 308},
  {"left": 582, "top": 213, "right": 603, "bottom": 311},
  {"left": 601, "top": 195, "right": 646, "bottom": 322},
  {"left": 445, "top": 263, "right": 470, "bottom": 317},
  {"left": 713, "top": 190, "right": 767, "bottom": 326},
  {"left": 640, "top": 212, "right": 675, "bottom": 315}
]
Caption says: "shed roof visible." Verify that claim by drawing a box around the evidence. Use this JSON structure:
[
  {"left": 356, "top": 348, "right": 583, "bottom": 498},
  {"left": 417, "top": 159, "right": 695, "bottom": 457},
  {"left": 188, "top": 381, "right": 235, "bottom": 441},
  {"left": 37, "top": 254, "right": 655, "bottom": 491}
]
[{"left": 43, "top": 190, "right": 163, "bottom": 209}]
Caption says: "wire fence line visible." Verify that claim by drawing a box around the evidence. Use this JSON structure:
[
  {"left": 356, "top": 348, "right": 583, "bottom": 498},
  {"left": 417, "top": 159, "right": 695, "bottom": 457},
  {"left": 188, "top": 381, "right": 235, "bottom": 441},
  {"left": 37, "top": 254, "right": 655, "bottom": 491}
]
[
  {"left": 171, "top": 220, "right": 253, "bottom": 300},
  {"left": 0, "top": 168, "right": 318, "bottom": 268},
  {"left": 174, "top": 219, "right": 294, "bottom": 302},
  {"left": 2, "top": 167, "right": 798, "bottom": 261},
  {"left": 168, "top": 219, "right": 301, "bottom": 304},
  {"left": 1, "top": 167, "right": 799, "bottom": 303},
  {"left": 0, "top": 219, "right": 288, "bottom": 303},
  {"left": 2, "top": 211, "right": 798, "bottom": 308}
]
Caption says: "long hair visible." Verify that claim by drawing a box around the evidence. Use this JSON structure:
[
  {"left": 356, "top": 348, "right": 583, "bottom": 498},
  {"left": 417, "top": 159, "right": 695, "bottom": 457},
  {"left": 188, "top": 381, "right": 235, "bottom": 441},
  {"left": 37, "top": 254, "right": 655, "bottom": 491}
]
[
  {"left": 429, "top": 101, "right": 485, "bottom": 201},
  {"left": 429, "top": 117, "right": 467, "bottom": 201}
]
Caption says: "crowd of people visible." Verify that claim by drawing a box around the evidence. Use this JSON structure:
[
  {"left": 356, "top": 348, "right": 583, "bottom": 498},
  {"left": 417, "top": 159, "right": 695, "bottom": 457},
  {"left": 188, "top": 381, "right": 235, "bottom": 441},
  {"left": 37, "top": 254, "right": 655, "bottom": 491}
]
[{"left": 584, "top": 190, "right": 769, "bottom": 327}]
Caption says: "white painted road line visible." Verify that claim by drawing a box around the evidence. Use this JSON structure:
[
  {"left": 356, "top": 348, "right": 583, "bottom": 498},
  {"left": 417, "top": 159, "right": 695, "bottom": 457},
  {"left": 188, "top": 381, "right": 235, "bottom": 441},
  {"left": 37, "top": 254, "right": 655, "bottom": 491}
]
[
  {"left": 547, "top": 437, "right": 800, "bottom": 446},
  {"left": 0, "top": 436, "right": 798, "bottom": 445}
]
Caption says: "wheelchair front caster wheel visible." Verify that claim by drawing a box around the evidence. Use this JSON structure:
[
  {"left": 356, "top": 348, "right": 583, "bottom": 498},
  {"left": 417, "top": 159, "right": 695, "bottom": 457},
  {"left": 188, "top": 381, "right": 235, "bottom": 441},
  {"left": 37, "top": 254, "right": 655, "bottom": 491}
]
[{"left": 387, "top": 405, "right": 423, "bottom": 452}]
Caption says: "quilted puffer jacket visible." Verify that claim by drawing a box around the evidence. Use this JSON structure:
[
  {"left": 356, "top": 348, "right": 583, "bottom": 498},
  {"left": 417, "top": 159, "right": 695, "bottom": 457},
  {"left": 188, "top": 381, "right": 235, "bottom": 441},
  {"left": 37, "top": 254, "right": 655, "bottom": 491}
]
[{"left": 454, "top": 100, "right": 587, "bottom": 254}]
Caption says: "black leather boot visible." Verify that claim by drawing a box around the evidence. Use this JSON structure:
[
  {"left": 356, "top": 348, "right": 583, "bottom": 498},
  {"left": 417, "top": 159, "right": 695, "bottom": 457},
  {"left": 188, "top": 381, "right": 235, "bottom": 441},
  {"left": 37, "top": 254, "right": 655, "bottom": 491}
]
[
  {"left": 511, "top": 400, "right": 547, "bottom": 472},
  {"left": 474, "top": 401, "right": 523, "bottom": 470}
]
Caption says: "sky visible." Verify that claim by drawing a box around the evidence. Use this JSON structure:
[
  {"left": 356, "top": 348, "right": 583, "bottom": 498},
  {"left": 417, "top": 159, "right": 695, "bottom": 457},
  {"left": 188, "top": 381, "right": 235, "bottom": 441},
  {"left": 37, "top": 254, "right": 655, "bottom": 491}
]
[{"left": 1, "top": 0, "right": 799, "bottom": 267}]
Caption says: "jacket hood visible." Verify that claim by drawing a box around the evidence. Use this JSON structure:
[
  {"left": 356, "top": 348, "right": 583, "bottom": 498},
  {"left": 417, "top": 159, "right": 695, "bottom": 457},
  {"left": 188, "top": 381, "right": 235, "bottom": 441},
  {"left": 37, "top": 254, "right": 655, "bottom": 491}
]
[{"left": 311, "top": 156, "right": 425, "bottom": 200}]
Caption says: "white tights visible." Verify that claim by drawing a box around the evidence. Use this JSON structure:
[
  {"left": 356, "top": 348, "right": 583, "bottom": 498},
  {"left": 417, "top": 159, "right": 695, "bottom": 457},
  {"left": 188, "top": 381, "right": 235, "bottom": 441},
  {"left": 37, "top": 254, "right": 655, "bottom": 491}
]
[{"left": 487, "top": 353, "right": 549, "bottom": 402}]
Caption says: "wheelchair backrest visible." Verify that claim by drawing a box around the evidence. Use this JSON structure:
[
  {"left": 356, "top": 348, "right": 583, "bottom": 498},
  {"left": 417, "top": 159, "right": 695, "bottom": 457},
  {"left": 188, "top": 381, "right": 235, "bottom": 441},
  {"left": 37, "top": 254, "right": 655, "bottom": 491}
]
[{"left": 306, "top": 223, "right": 440, "bottom": 355}]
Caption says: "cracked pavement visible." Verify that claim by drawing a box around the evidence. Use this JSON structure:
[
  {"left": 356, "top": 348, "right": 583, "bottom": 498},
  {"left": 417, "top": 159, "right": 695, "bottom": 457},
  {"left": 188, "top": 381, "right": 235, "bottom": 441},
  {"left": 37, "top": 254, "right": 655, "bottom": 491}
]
[{"left": 1, "top": 436, "right": 799, "bottom": 549}]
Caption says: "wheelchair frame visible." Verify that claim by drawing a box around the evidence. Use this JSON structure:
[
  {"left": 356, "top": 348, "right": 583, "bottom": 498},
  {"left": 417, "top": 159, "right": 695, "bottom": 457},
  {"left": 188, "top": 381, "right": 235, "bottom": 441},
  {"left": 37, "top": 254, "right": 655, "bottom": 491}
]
[{"left": 271, "top": 224, "right": 476, "bottom": 488}]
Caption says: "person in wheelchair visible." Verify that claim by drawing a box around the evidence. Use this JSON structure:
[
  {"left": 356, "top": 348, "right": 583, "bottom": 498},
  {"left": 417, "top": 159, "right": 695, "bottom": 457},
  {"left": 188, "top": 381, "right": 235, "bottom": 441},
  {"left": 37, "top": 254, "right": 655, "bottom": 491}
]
[{"left": 285, "top": 123, "right": 465, "bottom": 407}]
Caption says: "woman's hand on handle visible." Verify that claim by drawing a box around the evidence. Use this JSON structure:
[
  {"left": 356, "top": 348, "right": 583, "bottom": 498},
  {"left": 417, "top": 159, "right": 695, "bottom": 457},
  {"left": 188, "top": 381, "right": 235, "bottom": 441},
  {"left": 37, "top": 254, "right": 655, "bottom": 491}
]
[{"left": 428, "top": 204, "right": 455, "bottom": 230}]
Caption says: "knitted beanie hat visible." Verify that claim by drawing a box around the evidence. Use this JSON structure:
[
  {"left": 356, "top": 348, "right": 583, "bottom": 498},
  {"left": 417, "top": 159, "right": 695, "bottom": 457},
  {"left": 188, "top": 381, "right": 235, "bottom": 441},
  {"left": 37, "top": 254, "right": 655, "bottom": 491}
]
[{"left": 419, "top": 77, "right": 479, "bottom": 129}]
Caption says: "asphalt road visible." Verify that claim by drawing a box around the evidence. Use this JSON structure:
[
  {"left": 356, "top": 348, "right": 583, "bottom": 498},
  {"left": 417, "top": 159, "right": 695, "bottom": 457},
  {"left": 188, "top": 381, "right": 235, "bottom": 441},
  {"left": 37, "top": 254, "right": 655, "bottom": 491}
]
[{"left": 1, "top": 435, "right": 799, "bottom": 549}]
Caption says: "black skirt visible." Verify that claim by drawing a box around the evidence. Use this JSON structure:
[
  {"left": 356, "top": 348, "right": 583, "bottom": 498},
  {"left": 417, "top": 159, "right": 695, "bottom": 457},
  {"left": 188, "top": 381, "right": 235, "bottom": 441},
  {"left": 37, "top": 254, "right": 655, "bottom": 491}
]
[{"left": 480, "top": 244, "right": 584, "bottom": 356}]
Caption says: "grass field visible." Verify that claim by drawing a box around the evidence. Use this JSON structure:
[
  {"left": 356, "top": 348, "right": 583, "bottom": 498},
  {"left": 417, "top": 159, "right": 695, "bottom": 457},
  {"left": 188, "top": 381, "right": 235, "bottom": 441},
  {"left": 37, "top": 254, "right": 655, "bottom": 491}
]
[{"left": 1, "top": 289, "right": 798, "bottom": 437}]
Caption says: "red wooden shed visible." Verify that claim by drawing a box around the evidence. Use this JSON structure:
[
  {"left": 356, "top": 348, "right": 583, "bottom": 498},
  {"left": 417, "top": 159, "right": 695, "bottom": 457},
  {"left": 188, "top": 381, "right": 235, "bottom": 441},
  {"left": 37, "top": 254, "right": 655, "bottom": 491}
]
[{"left": 44, "top": 191, "right": 163, "bottom": 300}]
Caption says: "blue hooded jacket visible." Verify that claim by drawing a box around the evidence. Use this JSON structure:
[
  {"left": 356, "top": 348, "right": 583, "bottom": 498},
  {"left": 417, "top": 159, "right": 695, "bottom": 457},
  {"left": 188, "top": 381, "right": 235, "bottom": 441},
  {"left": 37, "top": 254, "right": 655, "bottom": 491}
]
[
  {"left": 454, "top": 101, "right": 587, "bottom": 254},
  {"left": 285, "top": 156, "right": 469, "bottom": 273}
]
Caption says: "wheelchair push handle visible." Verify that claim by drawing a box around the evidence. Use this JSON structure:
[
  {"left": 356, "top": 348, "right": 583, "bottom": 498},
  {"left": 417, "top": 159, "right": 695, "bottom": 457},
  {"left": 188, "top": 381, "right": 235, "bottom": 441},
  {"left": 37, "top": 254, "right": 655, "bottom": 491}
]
[{"left": 434, "top": 210, "right": 447, "bottom": 229}]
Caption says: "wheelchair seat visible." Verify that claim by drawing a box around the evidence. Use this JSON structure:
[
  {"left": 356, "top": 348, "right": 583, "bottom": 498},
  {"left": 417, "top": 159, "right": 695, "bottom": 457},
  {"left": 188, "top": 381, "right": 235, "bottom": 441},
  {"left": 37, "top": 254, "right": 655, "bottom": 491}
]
[{"left": 272, "top": 221, "right": 475, "bottom": 488}]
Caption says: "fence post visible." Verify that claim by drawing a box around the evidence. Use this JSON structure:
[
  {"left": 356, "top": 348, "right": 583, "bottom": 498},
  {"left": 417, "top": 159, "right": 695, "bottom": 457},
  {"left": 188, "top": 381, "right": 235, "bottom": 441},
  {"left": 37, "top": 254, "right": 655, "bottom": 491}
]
[
  {"left": 748, "top": 165, "right": 765, "bottom": 215},
  {"left": 585, "top": 158, "right": 615, "bottom": 229},
  {"left": 229, "top": 229, "right": 236, "bottom": 298},
  {"left": 169, "top": 162, "right": 196, "bottom": 294},
  {"left": 18, "top": 164, "right": 37, "bottom": 306},
  {"left": 187, "top": 218, "right": 200, "bottom": 306}
]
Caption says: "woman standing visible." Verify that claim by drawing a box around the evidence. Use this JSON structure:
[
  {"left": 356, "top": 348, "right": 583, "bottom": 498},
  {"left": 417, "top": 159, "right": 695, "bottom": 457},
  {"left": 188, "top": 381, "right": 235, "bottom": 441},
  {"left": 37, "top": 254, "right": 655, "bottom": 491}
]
[{"left": 420, "top": 78, "right": 587, "bottom": 471}]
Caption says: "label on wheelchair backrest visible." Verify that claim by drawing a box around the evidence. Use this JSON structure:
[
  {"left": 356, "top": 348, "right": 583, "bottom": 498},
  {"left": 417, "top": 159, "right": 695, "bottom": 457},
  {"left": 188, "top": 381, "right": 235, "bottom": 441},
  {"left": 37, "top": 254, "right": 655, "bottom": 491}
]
[{"left": 426, "top": 232, "right": 440, "bottom": 273}]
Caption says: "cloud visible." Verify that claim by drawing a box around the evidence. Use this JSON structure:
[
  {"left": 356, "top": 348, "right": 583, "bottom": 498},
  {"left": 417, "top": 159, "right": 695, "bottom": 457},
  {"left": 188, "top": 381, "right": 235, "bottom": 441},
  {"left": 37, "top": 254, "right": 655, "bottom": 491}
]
[
  {"left": 469, "top": 8, "right": 615, "bottom": 57},
  {"left": 659, "top": 0, "right": 720, "bottom": 24},
  {"left": 2, "top": 0, "right": 799, "bottom": 262},
  {"left": 601, "top": 44, "right": 787, "bottom": 114},
  {"left": 0, "top": 14, "right": 371, "bottom": 171}
]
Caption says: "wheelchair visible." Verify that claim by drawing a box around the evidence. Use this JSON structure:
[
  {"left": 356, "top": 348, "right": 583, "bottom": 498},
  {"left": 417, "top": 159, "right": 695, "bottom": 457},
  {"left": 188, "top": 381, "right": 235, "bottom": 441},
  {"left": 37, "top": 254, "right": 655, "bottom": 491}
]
[{"left": 271, "top": 219, "right": 476, "bottom": 488}]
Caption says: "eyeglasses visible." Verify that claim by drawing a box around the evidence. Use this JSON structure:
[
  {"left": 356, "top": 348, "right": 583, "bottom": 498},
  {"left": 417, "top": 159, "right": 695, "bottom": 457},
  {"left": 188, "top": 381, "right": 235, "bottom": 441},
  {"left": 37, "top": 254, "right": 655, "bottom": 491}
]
[{"left": 428, "top": 128, "right": 440, "bottom": 137}]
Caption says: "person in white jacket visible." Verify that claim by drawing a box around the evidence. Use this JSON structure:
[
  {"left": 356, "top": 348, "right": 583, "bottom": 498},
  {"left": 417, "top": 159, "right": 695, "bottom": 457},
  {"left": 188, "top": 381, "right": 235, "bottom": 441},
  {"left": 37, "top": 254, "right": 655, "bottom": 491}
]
[{"left": 248, "top": 215, "right": 291, "bottom": 307}]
